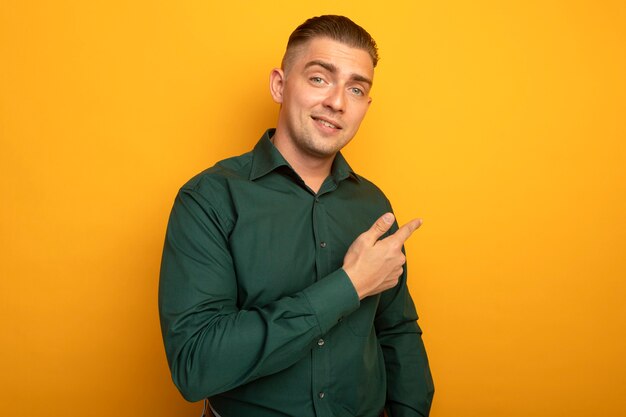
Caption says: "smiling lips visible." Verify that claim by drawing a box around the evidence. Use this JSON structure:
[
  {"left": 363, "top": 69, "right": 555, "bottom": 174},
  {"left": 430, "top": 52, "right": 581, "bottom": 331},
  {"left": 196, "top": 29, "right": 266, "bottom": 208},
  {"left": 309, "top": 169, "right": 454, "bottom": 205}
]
[{"left": 312, "top": 116, "right": 342, "bottom": 130}]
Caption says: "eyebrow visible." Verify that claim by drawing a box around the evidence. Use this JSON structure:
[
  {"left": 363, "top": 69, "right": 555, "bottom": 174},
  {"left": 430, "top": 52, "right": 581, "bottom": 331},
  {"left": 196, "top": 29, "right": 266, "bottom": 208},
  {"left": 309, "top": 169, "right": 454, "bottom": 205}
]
[{"left": 304, "top": 60, "right": 373, "bottom": 87}]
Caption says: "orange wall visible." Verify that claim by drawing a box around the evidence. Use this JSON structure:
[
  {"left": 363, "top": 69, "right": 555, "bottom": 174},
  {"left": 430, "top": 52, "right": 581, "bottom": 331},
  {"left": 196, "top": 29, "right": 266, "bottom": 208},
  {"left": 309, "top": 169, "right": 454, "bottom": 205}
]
[{"left": 1, "top": 1, "right": 625, "bottom": 416}]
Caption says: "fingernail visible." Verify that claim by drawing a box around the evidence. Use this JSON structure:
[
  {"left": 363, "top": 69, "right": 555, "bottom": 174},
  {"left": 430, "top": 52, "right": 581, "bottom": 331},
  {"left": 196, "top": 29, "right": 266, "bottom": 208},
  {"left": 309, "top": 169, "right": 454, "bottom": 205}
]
[{"left": 383, "top": 213, "right": 394, "bottom": 224}]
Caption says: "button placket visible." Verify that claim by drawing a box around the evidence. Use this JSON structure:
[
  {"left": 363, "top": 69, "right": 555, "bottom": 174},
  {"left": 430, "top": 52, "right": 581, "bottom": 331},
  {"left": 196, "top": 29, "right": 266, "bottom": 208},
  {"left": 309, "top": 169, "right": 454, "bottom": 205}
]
[{"left": 310, "top": 192, "right": 333, "bottom": 412}]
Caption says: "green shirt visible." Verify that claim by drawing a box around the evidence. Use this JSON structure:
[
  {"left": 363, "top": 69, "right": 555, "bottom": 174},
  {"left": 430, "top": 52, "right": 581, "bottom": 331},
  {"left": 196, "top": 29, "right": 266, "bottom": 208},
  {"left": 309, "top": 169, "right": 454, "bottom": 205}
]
[{"left": 159, "top": 129, "right": 434, "bottom": 417}]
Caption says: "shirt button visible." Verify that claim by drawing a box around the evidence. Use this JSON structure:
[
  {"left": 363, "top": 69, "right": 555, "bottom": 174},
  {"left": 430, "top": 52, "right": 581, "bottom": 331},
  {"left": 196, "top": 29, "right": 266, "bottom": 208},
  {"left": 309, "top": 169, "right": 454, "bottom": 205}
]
[
  {"left": 318, "top": 392, "right": 325, "bottom": 399},
  {"left": 317, "top": 339, "right": 325, "bottom": 346},
  {"left": 320, "top": 242, "right": 327, "bottom": 248}
]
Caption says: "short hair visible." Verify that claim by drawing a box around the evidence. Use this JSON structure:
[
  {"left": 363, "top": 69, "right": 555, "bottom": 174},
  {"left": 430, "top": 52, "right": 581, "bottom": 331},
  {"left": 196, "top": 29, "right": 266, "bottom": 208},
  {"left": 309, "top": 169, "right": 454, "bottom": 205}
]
[{"left": 282, "top": 15, "right": 379, "bottom": 71}]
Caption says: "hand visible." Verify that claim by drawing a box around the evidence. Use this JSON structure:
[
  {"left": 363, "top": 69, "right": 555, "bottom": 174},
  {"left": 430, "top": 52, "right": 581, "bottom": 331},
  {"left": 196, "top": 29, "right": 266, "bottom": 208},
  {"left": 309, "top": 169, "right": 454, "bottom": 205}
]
[{"left": 342, "top": 213, "right": 422, "bottom": 300}]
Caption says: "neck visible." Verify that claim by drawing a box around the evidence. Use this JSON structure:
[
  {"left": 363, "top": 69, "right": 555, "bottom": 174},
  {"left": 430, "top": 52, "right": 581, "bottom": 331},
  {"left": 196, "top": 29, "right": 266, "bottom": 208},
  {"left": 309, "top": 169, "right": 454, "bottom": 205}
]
[{"left": 271, "top": 134, "right": 334, "bottom": 194}]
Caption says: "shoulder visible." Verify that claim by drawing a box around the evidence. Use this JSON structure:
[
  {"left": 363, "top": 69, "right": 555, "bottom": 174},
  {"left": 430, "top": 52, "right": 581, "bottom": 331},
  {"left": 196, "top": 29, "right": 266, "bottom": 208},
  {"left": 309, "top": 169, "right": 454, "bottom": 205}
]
[
  {"left": 354, "top": 173, "right": 387, "bottom": 195},
  {"left": 181, "top": 150, "right": 253, "bottom": 195},
  {"left": 343, "top": 172, "right": 393, "bottom": 210},
  {"left": 172, "top": 151, "right": 253, "bottom": 226}
]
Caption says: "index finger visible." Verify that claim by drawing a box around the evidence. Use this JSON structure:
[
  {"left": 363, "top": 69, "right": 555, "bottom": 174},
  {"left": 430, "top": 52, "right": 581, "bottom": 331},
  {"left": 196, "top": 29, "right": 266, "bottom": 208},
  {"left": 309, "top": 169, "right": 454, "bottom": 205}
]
[{"left": 390, "top": 218, "right": 423, "bottom": 245}]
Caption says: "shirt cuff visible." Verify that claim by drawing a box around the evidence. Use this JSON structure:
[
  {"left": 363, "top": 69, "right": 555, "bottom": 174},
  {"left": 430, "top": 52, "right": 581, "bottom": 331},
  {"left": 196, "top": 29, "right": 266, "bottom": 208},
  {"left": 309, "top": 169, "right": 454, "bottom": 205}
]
[{"left": 302, "top": 268, "right": 360, "bottom": 335}]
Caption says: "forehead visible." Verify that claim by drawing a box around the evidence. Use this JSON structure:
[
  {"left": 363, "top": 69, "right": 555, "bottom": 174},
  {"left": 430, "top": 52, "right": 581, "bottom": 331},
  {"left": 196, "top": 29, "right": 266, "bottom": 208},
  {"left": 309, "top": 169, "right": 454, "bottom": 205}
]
[{"left": 287, "top": 37, "right": 374, "bottom": 78}]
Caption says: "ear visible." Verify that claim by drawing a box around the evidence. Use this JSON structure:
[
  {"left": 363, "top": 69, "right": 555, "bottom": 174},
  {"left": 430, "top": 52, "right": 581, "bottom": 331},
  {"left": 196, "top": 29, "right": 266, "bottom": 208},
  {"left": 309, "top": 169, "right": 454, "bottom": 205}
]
[{"left": 269, "top": 68, "right": 285, "bottom": 104}]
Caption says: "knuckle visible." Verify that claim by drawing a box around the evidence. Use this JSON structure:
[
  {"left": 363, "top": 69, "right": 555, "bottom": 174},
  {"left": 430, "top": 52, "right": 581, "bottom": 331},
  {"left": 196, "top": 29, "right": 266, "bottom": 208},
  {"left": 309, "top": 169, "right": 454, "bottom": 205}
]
[{"left": 392, "top": 239, "right": 403, "bottom": 249}]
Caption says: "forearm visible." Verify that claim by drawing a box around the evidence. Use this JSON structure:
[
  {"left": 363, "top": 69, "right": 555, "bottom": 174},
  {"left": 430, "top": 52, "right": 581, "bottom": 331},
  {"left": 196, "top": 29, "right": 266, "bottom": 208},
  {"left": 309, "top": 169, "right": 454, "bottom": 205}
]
[{"left": 162, "top": 270, "right": 358, "bottom": 401}]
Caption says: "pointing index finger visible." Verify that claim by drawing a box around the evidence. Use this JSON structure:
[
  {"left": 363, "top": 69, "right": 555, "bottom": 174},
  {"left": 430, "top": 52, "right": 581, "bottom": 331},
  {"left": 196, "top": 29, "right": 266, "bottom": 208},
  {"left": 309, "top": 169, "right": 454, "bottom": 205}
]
[{"left": 391, "top": 218, "right": 423, "bottom": 244}]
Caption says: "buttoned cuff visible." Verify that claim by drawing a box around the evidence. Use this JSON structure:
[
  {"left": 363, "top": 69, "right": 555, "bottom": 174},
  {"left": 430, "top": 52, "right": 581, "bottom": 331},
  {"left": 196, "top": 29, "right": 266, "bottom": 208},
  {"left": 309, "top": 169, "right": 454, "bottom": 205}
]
[{"left": 302, "top": 268, "right": 360, "bottom": 335}]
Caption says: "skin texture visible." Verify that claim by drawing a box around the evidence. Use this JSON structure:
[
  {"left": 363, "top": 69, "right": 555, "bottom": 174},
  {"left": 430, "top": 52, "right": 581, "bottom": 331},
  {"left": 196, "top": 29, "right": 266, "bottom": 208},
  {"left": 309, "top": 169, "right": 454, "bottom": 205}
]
[{"left": 269, "top": 36, "right": 422, "bottom": 300}]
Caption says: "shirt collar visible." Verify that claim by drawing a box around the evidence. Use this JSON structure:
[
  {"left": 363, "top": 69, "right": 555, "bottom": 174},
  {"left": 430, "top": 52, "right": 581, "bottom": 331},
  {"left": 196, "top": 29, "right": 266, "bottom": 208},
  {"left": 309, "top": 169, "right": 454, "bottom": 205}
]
[
  {"left": 249, "top": 129, "right": 290, "bottom": 181},
  {"left": 330, "top": 150, "right": 360, "bottom": 183},
  {"left": 249, "top": 129, "right": 360, "bottom": 183}
]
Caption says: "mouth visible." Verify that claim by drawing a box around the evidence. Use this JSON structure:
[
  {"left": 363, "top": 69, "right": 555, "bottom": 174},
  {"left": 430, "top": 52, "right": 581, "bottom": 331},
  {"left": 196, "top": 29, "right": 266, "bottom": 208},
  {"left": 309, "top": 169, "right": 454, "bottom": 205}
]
[{"left": 312, "top": 116, "right": 342, "bottom": 130}]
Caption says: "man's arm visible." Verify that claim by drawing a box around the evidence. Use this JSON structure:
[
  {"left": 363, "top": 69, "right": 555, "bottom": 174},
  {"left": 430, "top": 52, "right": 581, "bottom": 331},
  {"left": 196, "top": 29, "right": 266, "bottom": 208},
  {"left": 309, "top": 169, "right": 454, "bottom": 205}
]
[
  {"left": 375, "top": 222, "right": 435, "bottom": 417},
  {"left": 158, "top": 188, "right": 361, "bottom": 401},
  {"left": 159, "top": 187, "right": 419, "bottom": 402}
]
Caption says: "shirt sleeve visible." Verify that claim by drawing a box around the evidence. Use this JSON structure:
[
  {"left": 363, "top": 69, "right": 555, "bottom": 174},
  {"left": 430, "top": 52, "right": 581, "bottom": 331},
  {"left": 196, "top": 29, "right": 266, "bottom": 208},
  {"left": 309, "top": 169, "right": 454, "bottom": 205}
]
[
  {"left": 375, "top": 222, "right": 435, "bottom": 417},
  {"left": 158, "top": 187, "right": 360, "bottom": 402}
]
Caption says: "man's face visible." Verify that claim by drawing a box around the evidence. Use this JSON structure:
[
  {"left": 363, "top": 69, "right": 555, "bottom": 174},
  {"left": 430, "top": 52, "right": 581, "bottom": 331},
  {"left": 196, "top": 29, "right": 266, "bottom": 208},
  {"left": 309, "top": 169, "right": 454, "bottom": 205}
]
[{"left": 271, "top": 37, "right": 374, "bottom": 160}]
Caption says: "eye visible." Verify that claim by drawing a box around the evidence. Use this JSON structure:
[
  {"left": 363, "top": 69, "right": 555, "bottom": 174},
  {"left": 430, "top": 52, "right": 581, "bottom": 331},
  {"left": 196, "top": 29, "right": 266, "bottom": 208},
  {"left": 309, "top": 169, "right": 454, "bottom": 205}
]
[
  {"left": 310, "top": 76, "right": 324, "bottom": 84},
  {"left": 350, "top": 87, "right": 364, "bottom": 96}
]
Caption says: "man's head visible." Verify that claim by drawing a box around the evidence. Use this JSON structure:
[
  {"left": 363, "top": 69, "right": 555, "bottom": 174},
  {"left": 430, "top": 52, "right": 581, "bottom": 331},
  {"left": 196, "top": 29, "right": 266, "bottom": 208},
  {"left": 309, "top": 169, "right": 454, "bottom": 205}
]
[
  {"left": 282, "top": 15, "right": 379, "bottom": 74},
  {"left": 270, "top": 16, "right": 378, "bottom": 162}
]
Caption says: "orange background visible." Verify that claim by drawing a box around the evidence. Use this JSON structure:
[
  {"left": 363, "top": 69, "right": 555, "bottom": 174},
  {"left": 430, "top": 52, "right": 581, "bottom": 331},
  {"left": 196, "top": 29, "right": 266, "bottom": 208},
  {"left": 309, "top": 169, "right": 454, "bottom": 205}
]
[{"left": 1, "top": 1, "right": 625, "bottom": 416}]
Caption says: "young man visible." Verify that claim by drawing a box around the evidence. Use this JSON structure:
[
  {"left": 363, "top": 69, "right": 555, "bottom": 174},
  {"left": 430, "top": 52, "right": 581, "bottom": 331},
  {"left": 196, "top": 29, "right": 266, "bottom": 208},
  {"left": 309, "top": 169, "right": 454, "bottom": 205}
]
[{"left": 159, "top": 15, "right": 434, "bottom": 417}]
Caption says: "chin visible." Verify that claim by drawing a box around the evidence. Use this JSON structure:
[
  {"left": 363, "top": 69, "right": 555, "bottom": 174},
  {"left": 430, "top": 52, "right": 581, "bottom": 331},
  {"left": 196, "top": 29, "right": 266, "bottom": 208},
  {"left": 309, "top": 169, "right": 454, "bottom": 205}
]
[
  {"left": 303, "top": 146, "right": 338, "bottom": 159},
  {"left": 315, "top": 139, "right": 349, "bottom": 155},
  {"left": 295, "top": 129, "right": 352, "bottom": 158}
]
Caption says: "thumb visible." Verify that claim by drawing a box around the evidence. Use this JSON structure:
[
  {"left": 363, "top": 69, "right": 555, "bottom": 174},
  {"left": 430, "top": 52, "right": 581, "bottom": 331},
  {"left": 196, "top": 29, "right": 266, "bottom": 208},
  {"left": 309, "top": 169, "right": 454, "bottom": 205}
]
[{"left": 363, "top": 212, "right": 395, "bottom": 243}]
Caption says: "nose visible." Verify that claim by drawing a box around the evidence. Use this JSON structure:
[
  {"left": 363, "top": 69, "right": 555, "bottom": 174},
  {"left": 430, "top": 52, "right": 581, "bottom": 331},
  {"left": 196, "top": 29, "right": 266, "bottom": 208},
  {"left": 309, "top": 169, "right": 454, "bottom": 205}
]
[{"left": 322, "top": 85, "right": 345, "bottom": 113}]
